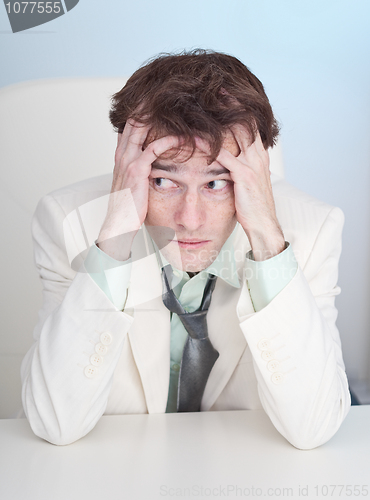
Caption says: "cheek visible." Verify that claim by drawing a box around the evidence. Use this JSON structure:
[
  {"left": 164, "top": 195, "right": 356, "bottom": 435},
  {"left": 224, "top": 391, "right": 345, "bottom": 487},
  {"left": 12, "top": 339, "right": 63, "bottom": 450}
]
[
  {"left": 146, "top": 189, "right": 173, "bottom": 225},
  {"left": 207, "top": 193, "right": 236, "bottom": 225},
  {"left": 203, "top": 197, "right": 237, "bottom": 243}
]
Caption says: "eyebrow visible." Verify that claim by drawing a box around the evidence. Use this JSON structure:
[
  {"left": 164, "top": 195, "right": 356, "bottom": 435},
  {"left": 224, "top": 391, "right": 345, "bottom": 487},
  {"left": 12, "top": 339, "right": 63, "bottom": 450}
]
[{"left": 151, "top": 161, "right": 230, "bottom": 176}]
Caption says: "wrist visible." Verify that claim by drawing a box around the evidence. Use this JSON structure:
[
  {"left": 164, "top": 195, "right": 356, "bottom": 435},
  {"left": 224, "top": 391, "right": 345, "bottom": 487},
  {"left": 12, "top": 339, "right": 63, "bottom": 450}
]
[
  {"left": 97, "top": 230, "right": 136, "bottom": 262},
  {"left": 245, "top": 225, "right": 286, "bottom": 262}
]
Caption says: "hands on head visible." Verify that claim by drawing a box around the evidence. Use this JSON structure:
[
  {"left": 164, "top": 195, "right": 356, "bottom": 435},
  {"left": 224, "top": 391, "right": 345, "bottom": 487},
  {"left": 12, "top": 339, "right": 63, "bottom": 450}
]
[
  {"left": 196, "top": 126, "right": 285, "bottom": 261},
  {"left": 97, "top": 122, "right": 181, "bottom": 261},
  {"left": 97, "top": 121, "right": 285, "bottom": 264}
]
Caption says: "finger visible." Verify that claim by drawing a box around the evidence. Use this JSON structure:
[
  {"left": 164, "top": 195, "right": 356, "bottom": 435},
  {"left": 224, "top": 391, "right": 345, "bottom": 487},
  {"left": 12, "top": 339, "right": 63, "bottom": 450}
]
[
  {"left": 124, "top": 125, "right": 152, "bottom": 166},
  {"left": 116, "top": 120, "right": 135, "bottom": 151},
  {"left": 114, "top": 123, "right": 152, "bottom": 176},
  {"left": 194, "top": 136, "right": 212, "bottom": 155},
  {"left": 253, "top": 131, "right": 269, "bottom": 158},
  {"left": 231, "top": 125, "right": 266, "bottom": 166},
  {"left": 116, "top": 135, "right": 183, "bottom": 185},
  {"left": 229, "top": 124, "right": 269, "bottom": 175},
  {"left": 114, "top": 123, "right": 142, "bottom": 180},
  {"left": 138, "top": 135, "right": 183, "bottom": 169},
  {"left": 119, "top": 120, "right": 150, "bottom": 155},
  {"left": 216, "top": 148, "right": 247, "bottom": 181},
  {"left": 217, "top": 146, "right": 271, "bottom": 200},
  {"left": 230, "top": 124, "right": 253, "bottom": 153},
  {"left": 195, "top": 136, "right": 247, "bottom": 180},
  {"left": 245, "top": 131, "right": 270, "bottom": 174}
]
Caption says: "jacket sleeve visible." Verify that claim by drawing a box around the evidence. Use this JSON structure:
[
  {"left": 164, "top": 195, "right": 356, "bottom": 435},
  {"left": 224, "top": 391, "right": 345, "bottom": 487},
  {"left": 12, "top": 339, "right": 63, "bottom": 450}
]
[
  {"left": 21, "top": 193, "right": 134, "bottom": 445},
  {"left": 237, "top": 206, "right": 351, "bottom": 449}
]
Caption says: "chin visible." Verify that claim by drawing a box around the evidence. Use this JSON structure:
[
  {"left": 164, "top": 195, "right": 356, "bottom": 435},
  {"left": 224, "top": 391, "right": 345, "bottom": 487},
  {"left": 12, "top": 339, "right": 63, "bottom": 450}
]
[
  {"left": 182, "top": 261, "right": 208, "bottom": 273},
  {"left": 162, "top": 247, "right": 215, "bottom": 273}
]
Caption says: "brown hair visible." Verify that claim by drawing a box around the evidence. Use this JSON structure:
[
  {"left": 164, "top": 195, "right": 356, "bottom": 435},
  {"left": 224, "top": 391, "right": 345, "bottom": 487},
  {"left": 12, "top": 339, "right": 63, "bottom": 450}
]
[{"left": 110, "top": 49, "right": 279, "bottom": 161}]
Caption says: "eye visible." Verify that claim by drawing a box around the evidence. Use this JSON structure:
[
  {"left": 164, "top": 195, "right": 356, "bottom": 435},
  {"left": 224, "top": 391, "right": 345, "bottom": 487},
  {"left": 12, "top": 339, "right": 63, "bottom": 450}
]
[
  {"left": 153, "top": 177, "right": 177, "bottom": 189},
  {"left": 206, "top": 180, "right": 228, "bottom": 190}
]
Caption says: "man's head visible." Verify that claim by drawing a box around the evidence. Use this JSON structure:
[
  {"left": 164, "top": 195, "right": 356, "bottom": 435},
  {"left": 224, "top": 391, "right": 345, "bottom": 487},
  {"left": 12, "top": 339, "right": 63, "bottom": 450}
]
[{"left": 109, "top": 50, "right": 279, "bottom": 272}]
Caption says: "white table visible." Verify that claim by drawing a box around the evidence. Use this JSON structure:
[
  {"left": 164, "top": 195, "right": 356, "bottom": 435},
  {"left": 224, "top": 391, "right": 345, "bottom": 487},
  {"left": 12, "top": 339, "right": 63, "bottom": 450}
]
[{"left": 1, "top": 407, "right": 369, "bottom": 500}]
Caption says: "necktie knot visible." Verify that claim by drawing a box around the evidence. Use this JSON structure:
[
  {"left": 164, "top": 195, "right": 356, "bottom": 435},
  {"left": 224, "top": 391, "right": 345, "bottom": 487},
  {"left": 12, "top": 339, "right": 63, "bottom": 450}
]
[{"left": 161, "top": 264, "right": 216, "bottom": 315}]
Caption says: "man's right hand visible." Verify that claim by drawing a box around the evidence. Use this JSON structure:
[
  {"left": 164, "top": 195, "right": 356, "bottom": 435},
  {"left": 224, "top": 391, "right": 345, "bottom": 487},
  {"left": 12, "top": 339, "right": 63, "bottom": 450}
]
[{"left": 97, "top": 121, "right": 180, "bottom": 261}]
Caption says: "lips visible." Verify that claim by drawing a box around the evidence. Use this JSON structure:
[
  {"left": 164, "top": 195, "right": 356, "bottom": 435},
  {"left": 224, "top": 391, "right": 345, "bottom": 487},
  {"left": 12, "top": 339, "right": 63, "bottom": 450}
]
[{"left": 175, "top": 239, "right": 210, "bottom": 249}]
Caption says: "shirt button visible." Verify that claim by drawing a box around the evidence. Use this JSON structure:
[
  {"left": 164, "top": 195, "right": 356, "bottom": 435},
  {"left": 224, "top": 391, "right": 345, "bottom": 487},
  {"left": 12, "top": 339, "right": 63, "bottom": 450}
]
[
  {"left": 261, "top": 350, "right": 274, "bottom": 361},
  {"left": 90, "top": 354, "right": 103, "bottom": 367},
  {"left": 271, "top": 372, "right": 284, "bottom": 385},
  {"left": 258, "top": 338, "right": 271, "bottom": 351},
  {"left": 172, "top": 363, "right": 180, "bottom": 372},
  {"left": 267, "top": 360, "right": 280, "bottom": 372},
  {"left": 95, "top": 343, "right": 108, "bottom": 356},
  {"left": 100, "top": 332, "right": 113, "bottom": 346},
  {"left": 84, "top": 365, "right": 98, "bottom": 378}
]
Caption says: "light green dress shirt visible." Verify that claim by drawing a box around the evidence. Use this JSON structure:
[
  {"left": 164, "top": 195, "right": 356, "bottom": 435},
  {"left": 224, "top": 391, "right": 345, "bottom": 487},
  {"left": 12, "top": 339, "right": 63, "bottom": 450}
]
[{"left": 84, "top": 225, "right": 298, "bottom": 412}]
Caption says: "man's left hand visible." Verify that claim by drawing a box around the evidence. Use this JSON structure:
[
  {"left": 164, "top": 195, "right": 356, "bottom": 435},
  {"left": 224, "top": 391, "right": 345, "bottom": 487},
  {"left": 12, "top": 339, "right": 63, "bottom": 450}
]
[{"left": 198, "top": 127, "right": 285, "bottom": 261}]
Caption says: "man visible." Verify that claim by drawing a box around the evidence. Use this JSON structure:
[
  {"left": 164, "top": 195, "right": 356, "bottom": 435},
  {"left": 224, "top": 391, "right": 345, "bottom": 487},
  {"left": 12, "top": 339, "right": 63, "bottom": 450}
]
[{"left": 21, "top": 50, "right": 350, "bottom": 448}]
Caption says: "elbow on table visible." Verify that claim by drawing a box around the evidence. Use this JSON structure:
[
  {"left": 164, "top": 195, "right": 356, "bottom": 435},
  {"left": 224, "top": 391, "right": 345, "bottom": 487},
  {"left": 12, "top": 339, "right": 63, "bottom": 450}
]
[
  {"left": 286, "top": 433, "right": 332, "bottom": 451},
  {"left": 26, "top": 415, "right": 95, "bottom": 446},
  {"left": 22, "top": 393, "right": 102, "bottom": 445},
  {"left": 283, "top": 402, "right": 351, "bottom": 450},
  {"left": 22, "top": 377, "right": 106, "bottom": 445}
]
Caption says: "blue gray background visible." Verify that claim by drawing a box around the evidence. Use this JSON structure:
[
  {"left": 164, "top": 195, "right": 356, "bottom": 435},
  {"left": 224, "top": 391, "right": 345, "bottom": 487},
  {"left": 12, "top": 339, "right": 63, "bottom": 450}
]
[{"left": 1, "top": 0, "right": 370, "bottom": 397}]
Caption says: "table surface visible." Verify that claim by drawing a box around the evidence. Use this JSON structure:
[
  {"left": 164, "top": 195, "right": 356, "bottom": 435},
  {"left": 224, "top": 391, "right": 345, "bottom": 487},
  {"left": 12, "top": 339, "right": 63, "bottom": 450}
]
[{"left": 1, "top": 406, "right": 369, "bottom": 500}]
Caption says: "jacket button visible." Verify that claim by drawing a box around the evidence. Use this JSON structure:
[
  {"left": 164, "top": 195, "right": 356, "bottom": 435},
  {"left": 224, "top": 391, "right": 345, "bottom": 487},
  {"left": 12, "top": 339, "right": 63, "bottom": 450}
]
[
  {"left": 267, "top": 360, "right": 280, "bottom": 372},
  {"left": 100, "top": 332, "right": 113, "bottom": 346},
  {"left": 84, "top": 365, "right": 98, "bottom": 378},
  {"left": 271, "top": 372, "right": 284, "bottom": 385},
  {"left": 95, "top": 343, "right": 108, "bottom": 356},
  {"left": 261, "top": 350, "right": 274, "bottom": 361},
  {"left": 90, "top": 354, "right": 103, "bottom": 367},
  {"left": 257, "top": 338, "right": 271, "bottom": 351}
]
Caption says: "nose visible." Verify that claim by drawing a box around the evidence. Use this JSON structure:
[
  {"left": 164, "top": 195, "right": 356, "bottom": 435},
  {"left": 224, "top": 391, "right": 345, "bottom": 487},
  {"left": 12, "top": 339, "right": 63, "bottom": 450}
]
[{"left": 174, "top": 190, "right": 206, "bottom": 232}]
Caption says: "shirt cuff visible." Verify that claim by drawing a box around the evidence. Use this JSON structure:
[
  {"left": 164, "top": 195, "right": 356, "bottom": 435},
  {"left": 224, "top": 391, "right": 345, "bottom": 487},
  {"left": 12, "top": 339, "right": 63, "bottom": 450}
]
[
  {"left": 84, "top": 243, "right": 132, "bottom": 311},
  {"left": 245, "top": 242, "right": 298, "bottom": 312}
]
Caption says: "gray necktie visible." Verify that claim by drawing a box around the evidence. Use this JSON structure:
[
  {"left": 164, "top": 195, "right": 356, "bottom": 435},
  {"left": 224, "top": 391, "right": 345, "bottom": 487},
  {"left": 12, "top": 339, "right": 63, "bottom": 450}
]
[{"left": 161, "top": 265, "right": 219, "bottom": 412}]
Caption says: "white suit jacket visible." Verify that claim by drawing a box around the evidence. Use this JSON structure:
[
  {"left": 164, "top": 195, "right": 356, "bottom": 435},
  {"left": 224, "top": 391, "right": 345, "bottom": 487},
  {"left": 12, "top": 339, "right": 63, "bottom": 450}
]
[{"left": 21, "top": 173, "right": 351, "bottom": 448}]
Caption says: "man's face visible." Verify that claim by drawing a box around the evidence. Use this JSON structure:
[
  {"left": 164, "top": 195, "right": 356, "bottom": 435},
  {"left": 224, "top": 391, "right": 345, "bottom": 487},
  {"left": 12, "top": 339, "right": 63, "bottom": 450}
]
[{"left": 144, "top": 135, "right": 239, "bottom": 273}]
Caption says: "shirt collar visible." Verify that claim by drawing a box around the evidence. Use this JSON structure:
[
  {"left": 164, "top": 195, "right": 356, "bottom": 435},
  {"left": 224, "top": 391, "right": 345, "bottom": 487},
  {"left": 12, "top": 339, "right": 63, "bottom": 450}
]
[{"left": 149, "top": 224, "right": 240, "bottom": 289}]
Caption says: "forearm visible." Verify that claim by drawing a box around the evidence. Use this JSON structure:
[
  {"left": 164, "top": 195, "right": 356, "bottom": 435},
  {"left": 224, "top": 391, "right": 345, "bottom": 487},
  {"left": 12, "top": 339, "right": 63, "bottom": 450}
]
[
  {"left": 238, "top": 268, "right": 350, "bottom": 449},
  {"left": 237, "top": 206, "right": 350, "bottom": 449},
  {"left": 21, "top": 271, "right": 133, "bottom": 445},
  {"left": 22, "top": 187, "right": 139, "bottom": 444}
]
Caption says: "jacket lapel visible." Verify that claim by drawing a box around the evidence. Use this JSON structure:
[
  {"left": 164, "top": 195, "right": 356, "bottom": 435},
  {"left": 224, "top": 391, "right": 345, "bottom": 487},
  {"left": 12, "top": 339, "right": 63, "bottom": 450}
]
[{"left": 126, "top": 228, "right": 171, "bottom": 414}]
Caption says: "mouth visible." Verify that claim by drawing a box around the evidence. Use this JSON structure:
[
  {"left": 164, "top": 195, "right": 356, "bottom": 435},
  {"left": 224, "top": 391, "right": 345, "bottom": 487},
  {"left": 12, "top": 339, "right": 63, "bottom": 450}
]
[{"left": 173, "top": 239, "right": 211, "bottom": 249}]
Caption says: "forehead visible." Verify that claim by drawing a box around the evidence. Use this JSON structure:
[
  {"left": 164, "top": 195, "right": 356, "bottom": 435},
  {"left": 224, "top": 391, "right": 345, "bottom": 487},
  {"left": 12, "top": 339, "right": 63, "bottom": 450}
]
[
  {"left": 146, "top": 128, "right": 240, "bottom": 158},
  {"left": 151, "top": 132, "right": 240, "bottom": 173},
  {"left": 154, "top": 145, "right": 211, "bottom": 166},
  {"left": 152, "top": 156, "right": 230, "bottom": 176}
]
